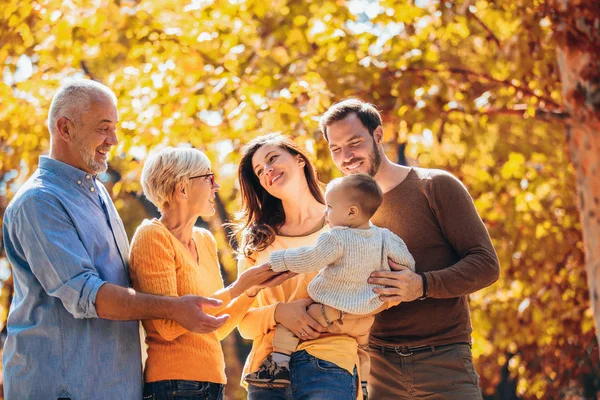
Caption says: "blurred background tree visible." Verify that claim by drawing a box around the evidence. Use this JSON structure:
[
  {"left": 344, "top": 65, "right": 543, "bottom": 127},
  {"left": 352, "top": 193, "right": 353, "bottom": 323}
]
[
  {"left": 551, "top": 0, "right": 600, "bottom": 378},
  {"left": 1, "top": 0, "right": 598, "bottom": 398}
]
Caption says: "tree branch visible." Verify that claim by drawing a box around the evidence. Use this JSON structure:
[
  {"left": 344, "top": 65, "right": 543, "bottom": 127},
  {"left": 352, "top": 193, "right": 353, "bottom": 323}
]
[
  {"left": 467, "top": 10, "right": 502, "bottom": 48},
  {"left": 535, "top": 108, "right": 571, "bottom": 122},
  {"left": 397, "top": 142, "right": 408, "bottom": 166},
  {"left": 215, "top": 193, "right": 238, "bottom": 250},
  {"left": 80, "top": 61, "right": 99, "bottom": 82},
  {"left": 392, "top": 66, "right": 563, "bottom": 109},
  {"left": 444, "top": 106, "right": 567, "bottom": 124}
]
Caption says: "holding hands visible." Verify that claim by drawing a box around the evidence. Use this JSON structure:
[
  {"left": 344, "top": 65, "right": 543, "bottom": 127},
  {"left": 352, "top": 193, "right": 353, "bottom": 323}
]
[
  {"left": 242, "top": 262, "right": 298, "bottom": 298},
  {"left": 169, "top": 263, "right": 295, "bottom": 335}
]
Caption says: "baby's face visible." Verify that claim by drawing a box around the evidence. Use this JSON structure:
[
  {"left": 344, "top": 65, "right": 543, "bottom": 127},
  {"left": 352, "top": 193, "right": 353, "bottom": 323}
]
[{"left": 324, "top": 186, "right": 356, "bottom": 228}]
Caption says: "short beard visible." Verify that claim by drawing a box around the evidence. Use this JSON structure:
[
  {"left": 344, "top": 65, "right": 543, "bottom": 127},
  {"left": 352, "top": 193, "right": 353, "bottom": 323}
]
[
  {"left": 72, "top": 131, "right": 107, "bottom": 174},
  {"left": 366, "top": 138, "right": 382, "bottom": 177}
]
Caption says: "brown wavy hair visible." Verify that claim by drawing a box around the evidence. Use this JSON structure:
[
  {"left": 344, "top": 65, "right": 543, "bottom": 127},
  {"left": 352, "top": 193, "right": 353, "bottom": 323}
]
[{"left": 234, "top": 133, "right": 324, "bottom": 259}]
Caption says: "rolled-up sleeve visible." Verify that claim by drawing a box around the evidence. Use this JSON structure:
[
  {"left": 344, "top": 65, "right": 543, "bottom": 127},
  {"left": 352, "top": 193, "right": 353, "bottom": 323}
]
[{"left": 12, "top": 194, "right": 105, "bottom": 319}]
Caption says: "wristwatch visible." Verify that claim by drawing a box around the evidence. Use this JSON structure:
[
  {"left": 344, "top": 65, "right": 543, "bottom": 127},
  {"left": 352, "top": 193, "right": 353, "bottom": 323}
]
[{"left": 417, "top": 272, "right": 428, "bottom": 300}]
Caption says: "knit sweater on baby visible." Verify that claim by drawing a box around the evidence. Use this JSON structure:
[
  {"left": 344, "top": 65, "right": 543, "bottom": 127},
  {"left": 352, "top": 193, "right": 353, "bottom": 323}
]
[{"left": 270, "top": 225, "right": 415, "bottom": 315}]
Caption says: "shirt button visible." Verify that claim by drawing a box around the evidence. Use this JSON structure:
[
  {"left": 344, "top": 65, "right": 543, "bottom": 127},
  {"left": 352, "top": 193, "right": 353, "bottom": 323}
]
[
  {"left": 90, "top": 187, "right": 95, "bottom": 192},
  {"left": 85, "top": 175, "right": 91, "bottom": 180},
  {"left": 77, "top": 181, "right": 82, "bottom": 185}
]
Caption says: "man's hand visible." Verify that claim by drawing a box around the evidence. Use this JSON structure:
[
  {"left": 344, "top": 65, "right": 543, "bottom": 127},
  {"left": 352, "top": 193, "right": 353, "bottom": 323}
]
[
  {"left": 172, "top": 295, "right": 229, "bottom": 333},
  {"left": 368, "top": 260, "right": 423, "bottom": 303}
]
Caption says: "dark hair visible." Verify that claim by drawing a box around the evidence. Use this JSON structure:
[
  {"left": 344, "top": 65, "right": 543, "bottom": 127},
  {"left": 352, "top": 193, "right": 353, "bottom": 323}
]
[
  {"left": 320, "top": 99, "right": 383, "bottom": 141},
  {"left": 234, "top": 133, "right": 325, "bottom": 259},
  {"left": 328, "top": 173, "right": 383, "bottom": 218}
]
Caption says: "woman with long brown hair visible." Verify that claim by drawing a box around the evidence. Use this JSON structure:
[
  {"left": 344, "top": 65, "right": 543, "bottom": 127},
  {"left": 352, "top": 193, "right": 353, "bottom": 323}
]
[{"left": 235, "top": 133, "right": 360, "bottom": 400}]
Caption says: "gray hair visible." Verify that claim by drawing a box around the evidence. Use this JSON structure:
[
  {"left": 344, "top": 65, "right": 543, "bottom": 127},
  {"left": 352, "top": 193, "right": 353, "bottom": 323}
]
[{"left": 47, "top": 79, "right": 117, "bottom": 135}]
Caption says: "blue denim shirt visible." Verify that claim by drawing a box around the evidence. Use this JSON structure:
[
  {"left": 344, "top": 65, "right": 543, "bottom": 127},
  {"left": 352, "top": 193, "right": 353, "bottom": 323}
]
[{"left": 2, "top": 157, "right": 142, "bottom": 400}]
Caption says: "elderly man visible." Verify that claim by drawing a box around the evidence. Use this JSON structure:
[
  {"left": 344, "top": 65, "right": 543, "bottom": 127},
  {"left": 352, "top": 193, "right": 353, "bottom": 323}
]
[
  {"left": 2, "top": 80, "right": 228, "bottom": 399},
  {"left": 320, "top": 99, "right": 500, "bottom": 400}
]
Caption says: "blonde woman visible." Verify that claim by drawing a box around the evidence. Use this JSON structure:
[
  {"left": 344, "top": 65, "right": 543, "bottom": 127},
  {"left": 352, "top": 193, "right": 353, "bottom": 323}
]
[{"left": 130, "top": 147, "right": 290, "bottom": 400}]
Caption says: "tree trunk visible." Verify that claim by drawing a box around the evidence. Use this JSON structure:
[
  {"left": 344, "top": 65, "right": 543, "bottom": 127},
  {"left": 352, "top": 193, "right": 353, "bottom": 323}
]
[{"left": 552, "top": 0, "right": 600, "bottom": 350}]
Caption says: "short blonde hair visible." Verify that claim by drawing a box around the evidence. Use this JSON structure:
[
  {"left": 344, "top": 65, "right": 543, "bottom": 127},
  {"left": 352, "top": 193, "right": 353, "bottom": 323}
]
[{"left": 141, "top": 147, "right": 211, "bottom": 211}]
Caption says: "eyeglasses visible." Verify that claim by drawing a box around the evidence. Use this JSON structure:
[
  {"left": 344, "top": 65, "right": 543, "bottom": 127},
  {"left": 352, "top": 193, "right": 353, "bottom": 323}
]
[{"left": 189, "top": 172, "right": 215, "bottom": 186}]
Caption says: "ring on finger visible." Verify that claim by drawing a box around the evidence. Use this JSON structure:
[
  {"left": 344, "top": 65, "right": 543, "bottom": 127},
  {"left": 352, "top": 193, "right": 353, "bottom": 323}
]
[{"left": 301, "top": 330, "right": 307, "bottom": 337}]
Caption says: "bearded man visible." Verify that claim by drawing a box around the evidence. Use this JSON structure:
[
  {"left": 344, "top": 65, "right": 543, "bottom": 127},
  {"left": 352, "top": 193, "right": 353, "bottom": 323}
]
[{"left": 320, "top": 99, "right": 500, "bottom": 400}]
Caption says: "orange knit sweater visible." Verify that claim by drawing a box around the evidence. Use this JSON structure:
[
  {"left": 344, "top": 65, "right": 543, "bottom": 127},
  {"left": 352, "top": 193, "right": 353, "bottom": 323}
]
[{"left": 129, "top": 218, "right": 254, "bottom": 384}]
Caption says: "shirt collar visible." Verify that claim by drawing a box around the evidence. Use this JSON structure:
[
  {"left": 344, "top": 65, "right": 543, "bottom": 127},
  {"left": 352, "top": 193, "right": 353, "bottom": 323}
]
[{"left": 38, "top": 156, "right": 96, "bottom": 185}]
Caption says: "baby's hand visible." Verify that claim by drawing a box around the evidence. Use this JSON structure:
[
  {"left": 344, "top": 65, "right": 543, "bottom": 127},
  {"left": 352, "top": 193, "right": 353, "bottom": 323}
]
[{"left": 260, "top": 262, "right": 271, "bottom": 270}]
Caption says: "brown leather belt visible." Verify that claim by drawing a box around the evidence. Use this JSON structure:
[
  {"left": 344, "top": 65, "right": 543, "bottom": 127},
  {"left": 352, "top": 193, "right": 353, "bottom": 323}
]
[{"left": 370, "top": 342, "right": 471, "bottom": 357}]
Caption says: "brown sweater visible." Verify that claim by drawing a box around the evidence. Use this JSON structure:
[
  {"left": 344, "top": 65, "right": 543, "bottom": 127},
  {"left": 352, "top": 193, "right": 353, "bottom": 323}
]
[{"left": 370, "top": 167, "right": 499, "bottom": 347}]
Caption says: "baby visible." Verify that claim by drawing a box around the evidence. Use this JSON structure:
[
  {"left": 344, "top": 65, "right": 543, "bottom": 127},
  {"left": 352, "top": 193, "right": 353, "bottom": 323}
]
[{"left": 244, "top": 173, "right": 415, "bottom": 396}]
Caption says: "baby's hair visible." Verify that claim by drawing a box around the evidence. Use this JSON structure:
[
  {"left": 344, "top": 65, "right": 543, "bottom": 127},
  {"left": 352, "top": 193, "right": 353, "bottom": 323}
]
[{"left": 327, "top": 174, "right": 383, "bottom": 218}]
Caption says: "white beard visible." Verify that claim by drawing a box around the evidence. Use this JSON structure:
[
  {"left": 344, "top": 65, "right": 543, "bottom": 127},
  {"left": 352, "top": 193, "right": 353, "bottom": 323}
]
[{"left": 72, "top": 132, "right": 108, "bottom": 174}]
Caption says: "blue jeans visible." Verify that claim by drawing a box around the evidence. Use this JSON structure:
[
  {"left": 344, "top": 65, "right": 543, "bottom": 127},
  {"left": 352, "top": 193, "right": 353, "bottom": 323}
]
[
  {"left": 143, "top": 380, "right": 224, "bottom": 400},
  {"left": 248, "top": 350, "right": 357, "bottom": 400}
]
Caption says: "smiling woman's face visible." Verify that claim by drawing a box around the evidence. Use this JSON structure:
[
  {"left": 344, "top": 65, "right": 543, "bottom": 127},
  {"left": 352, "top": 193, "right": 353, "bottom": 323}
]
[{"left": 251, "top": 144, "right": 306, "bottom": 199}]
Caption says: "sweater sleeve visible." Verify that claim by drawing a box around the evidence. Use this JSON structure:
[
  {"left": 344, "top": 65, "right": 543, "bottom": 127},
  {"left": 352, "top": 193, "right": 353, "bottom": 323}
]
[
  {"left": 270, "top": 231, "right": 343, "bottom": 274},
  {"left": 214, "top": 292, "right": 256, "bottom": 341},
  {"left": 236, "top": 256, "right": 280, "bottom": 340},
  {"left": 129, "top": 225, "right": 187, "bottom": 341},
  {"left": 194, "top": 232, "right": 256, "bottom": 340},
  {"left": 383, "top": 229, "right": 416, "bottom": 272},
  {"left": 425, "top": 172, "right": 500, "bottom": 298},
  {"left": 197, "top": 231, "right": 234, "bottom": 316}
]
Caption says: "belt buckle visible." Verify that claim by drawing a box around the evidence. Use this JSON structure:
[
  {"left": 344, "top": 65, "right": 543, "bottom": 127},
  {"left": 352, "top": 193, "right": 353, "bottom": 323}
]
[{"left": 394, "top": 346, "right": 414, "bottom": 357}]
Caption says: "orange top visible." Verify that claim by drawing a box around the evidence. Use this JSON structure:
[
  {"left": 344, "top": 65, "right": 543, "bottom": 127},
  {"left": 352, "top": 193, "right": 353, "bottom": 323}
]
[
  {"left": 237, "top": 226, "right": 361, "bottom": 397},
  {"left": 130, "top": 219, "right": 254, "bottom": 384}
]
